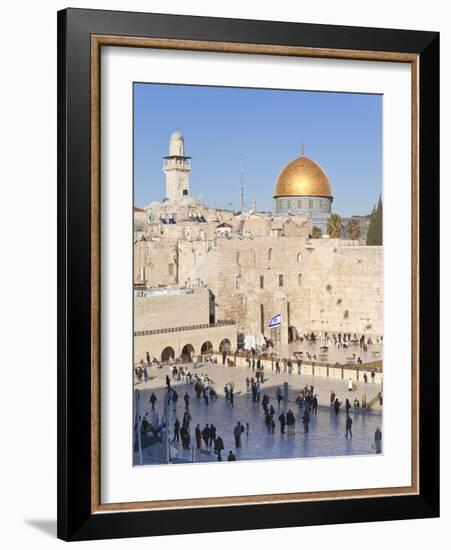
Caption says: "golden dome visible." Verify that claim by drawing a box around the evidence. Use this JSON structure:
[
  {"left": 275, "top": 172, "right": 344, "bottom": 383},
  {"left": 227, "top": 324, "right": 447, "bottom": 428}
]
[{"left": 274, "top": 155, "right": 332, "bottom": 198}]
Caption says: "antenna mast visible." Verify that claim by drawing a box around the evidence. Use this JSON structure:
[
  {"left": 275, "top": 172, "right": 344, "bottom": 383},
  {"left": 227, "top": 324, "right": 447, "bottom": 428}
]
[{"left": 240, "top": 158, "right": 245, "bottom": 215}]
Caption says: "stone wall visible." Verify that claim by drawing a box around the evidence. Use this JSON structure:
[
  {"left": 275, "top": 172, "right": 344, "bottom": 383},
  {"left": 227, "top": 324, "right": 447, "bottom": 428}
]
[
  {"left": 134, "top": 210, "right": 383, "bottom": 344},
  {"left": 134, "top": 287, "right": 211, "bottom": 332}
]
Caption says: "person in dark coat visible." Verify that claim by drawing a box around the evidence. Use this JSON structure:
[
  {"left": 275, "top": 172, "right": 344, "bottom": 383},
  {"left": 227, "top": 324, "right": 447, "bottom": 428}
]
[
  {"left": 375, "top": 427, "right": 382, "bottom": 453},
  {"left": 279, "top": 412, "right": 286, "bottom": 434},
  {"left": 209, "top": 424, "right": 217, "bottom": 447},
  {"left": 233, "top": 422, "right": 243, "bottom": 447},
  {"left": 345, "top": 398, "right": 351, "bottom": 416},
  {"left": 312, "top": 395, "right": 318, "bottom": 415},
  {"left": 180, "top": 425, "right": 189, "bottom": 449},
  {"left": 303, "top": 410, "right": 310, "bottom": 433},
  {"left": 265, "top": 413, "right": 272, "bottom": 435},
  {"left": 172, "top": 418, "right": 180, "bottom": 442},
  {"left": 184, "top": 391, "right": 190, "bottom": 410},
  {"left": 227, "top": 451, "right": 236, "bottom": 461},
  {"left": 345, "top": 415, "right": 353, "bottom": 438},
  {"left": 202, "top": 424, "right": 210, "bottom": 447},
  {"left": 149, "top": 392, "right": 157, "bottom": 410},
  {"left": 214, "top": 436, "right": 224, "bottom": 460},
  {"left": 334, "top": 398, "right": 341, "bottom": 416},
  {"left": 172, "top": 389, "right": 178, "bottom": 411},
  {"left": 195, "top": 424, "right": 202, "bottom": 449}
]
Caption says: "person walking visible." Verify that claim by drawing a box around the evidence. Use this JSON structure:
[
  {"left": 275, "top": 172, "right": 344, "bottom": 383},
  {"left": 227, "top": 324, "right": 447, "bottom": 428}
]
[
  {"left": 180, "top": 425, "right": 190, "bottom": 449},
  {"left": 312, "top": 394, "right": 318, "bottom": 415},
  {"left": 209, "top": 424, "right": 217, "bottom": 447},
  {"left": 345, "top": 415, "right": 353, "bottom": 438},
  {"left": 214, "top": 436, "right": 224, "bottom": 460},
  {"left": 143, "top": 366, "right": 149, "bottom": 383},
  {"left": 345, "top": 398, "right": 351, "bottom": 416},
  {"left": 172, "top": 418, "right": 180, "bottom": 442},
  {"left": 165, "top": 374, "right": 171, "bottom": 389},
  {"left": 302, "top": 410, "right": 310, "bottom": 433},
  {"left": 149, "top": 392, "right": 157, "bottom": 410},
  {"left": 334, "top": 397, "right": 341, "bottom": 416},
  {"left": 230, "top": 388, "right": 234, "bottom": 407},
  {"left": 265, "top": 414, "right": 272, "bottom": 435},
  {"left": 286, "top": 409, "right": 295, "bottom": 435},
  {"left": 276, "top": 387, "right": 283, "bottom": 407},
  {"left": 171, "top": 389, "right": 178, "bottom": 411},
  {"left": 183, "top": 391, "right": 190, "bottom": 410},
  {"left": 330, "top": 391, "right": 335, "bottom": 409},
  {"left": 202, "top": 424, "right": 210, "bottom": 448},
  {"left": 375, "top": 427, "right": 382, "bottom": 453},
  {"left": 195, "top": 424, "right": 202, "bottom": 449},
  {"left": 146, "top": 351, "right": 151, "bottom": 366},
  {"left": 279, "top": 412, "right": 286, "bottom": 434},
  {"left": 234, "top": 422, "right": 244, "bottom": 447}
]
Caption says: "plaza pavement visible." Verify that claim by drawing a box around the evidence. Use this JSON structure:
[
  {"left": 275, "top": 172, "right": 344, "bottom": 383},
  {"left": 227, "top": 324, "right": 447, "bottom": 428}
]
[{"left": 134, "top": 361, "right": 382, "bottom": 465}]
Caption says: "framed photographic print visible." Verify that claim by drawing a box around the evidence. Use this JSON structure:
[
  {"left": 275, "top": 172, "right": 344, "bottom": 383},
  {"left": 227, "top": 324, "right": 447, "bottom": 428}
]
[{"left": 57, "top": 8, "right": 439, "bottom": 541}]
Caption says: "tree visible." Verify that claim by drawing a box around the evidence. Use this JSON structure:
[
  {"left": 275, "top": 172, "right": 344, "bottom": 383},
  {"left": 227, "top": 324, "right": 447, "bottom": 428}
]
[
  {"left": 366, "top": 196, "right": 383, "bottom": 245},
  {"left": 311, "top": 226, "right": 322, "bottom": 239},
  {"left": 327, "top": 214, "right": 342, "bottom": 238},
  {"left": 347, "top": 219, "right": 361, "bottom": 240}
]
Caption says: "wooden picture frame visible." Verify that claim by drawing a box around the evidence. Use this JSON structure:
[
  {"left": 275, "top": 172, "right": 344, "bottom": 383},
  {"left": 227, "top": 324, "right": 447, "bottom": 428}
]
[{"left": 57, "top": 7, "right": 439, "bottom": 541}]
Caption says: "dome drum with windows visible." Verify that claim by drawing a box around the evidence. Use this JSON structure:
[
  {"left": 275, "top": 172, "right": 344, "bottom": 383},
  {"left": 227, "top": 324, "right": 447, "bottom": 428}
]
[{"left": 273, "top": 148, "right": 333, "bottom": 229}]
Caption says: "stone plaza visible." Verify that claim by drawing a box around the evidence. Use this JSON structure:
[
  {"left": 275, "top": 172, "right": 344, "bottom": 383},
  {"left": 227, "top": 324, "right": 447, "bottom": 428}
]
[{"left": 134, "top": 360, "right": 382, "bottom": 465}]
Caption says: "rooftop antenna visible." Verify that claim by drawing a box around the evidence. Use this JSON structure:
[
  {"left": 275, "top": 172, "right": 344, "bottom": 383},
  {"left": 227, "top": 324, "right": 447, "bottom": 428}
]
[
  {"left": 301, "top": 143, "right": 305, "bottom": 156},
  {"left": 240, "top": 158, "right": 245, "bottom": 215}
]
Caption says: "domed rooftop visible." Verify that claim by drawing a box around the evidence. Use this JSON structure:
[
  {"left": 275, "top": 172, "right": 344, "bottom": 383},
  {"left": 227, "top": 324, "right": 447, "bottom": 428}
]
[
  {"left": 274, "top": 153, "right": 332, "bottom": 198},
  {"left": 171, "top": 129, "right": 183, "bottom": 140}
]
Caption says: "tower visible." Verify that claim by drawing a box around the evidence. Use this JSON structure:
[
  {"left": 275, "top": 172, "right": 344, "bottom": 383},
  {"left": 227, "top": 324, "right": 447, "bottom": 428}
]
[{"left": 163, "top": 130, "right": 191, "bottom": 202}]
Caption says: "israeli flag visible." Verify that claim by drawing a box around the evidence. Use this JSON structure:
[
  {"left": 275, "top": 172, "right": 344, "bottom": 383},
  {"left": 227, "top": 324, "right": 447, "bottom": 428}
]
[{"left": 268, "top": 314, "right": 282, "bottom": 329}]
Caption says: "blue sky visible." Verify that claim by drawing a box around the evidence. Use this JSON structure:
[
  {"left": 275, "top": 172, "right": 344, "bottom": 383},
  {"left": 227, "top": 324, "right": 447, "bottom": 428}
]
[{"left": 134, "top": 83, "right": 382, "bottom": 217}]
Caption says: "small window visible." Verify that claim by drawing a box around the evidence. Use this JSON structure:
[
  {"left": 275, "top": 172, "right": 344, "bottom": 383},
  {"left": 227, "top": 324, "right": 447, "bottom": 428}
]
[
  {"left": 268, "top": 248, "right": 273, "bottom": 261},
  {"left": 278, "top": 274, "right": 284, "bottom": 287},
  {"left": 182, "top": 189, "right": 188, "bottom": 195},
  {"left": 235, "top": 278, "right": 240, "bottom": 290},
  {"left": 168, "top": 263, "right": 175, "bottom": 276},
  {"left": 297, "top": 253, "right": 302, "bottom": 263},
  {"left": 298, "top": 273, "right": 302, "bottom": 286},
  {"left": 260, "top": 275, "right": 264, "bottom": 289},
  {"left": 236, "top": 251, "right": 240, "bottom": 265}
]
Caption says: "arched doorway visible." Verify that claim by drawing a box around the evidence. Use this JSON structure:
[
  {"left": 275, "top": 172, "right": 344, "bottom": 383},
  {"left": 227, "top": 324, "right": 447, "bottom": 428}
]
[
  {"left": 181, "top": 343, "right": 195, "bottom": 362},
  {"left": 219, "top": 338, "right": 231, "bottom": 353},
  {"left": 201, "top": 341, "right": 213, "bottom": 354},
  {"left": 161, "top": 346, "right": 175, "bottom": 363}
]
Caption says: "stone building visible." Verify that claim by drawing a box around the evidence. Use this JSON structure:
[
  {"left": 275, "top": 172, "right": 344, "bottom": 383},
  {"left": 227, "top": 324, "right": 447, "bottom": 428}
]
[
  {"left": 134, "top": 284, "right": 236, "bottom": 363},
  {"left": 134, "top": 130, "right": 383, "bottom": 354}
]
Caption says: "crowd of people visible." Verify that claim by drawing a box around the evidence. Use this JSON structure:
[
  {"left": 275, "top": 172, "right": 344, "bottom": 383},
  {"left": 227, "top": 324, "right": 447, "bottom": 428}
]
[{"left": 135, "top": 345, "right": 383, "bottom": 464}]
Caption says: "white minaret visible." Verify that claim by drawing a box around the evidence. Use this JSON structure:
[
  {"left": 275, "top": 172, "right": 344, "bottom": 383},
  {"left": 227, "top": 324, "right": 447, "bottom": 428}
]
[{"left": 163, "top": 130, "right": 191, "bottom": 202}]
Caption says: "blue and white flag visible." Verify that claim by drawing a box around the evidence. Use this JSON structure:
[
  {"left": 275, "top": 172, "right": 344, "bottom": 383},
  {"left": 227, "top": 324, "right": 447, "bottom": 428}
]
[{"left": 268, "top": 314, "right": 282, "bottom": 329}]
